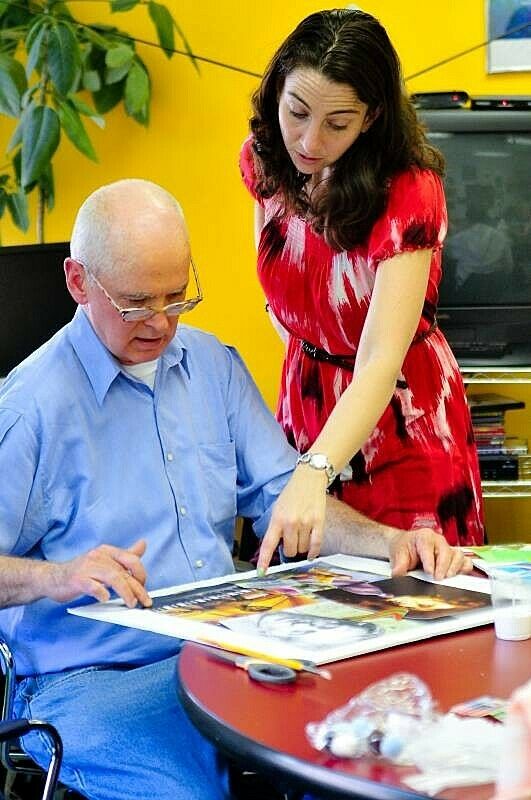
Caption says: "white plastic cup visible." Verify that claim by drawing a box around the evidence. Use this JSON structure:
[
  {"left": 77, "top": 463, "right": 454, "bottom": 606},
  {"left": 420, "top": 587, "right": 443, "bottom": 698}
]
[{"left": 489, "top": 566, "right": 531, "bottom": 641}]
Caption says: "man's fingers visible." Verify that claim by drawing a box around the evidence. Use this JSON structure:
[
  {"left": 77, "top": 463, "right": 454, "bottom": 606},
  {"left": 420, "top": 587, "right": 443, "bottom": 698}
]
[
  {"left": 100, "top": 544, "right": 147, "bottom": 585},
  {"left": 460, "top": 555, "right": 474, "bottom": 574},
  {"left": 84, "top": 579, "right": 111, "bottom": 604},
  {"left": 81, "top": 563, "right": 147, "bottom": 607},
  {"left": 432, "top": 541, "right": 453, "bottom": 582},
  {"left": 111, "top": 572, "right": 152, "bottom": 608},
  {"left": 77, "top": 551, "right": 151, "bottom": 607},
  {"left": 390, "top": 547, "right": 411, "bottom": 576},
  {"left": 128, "top": 539, "right": 147, "bottom": 558},
  {"left": 446, "top": 551, "right": 473, "bottom": 578},
  {"left": 112, "top": 549, "right": 147, "bottom": 586},
  {"left": 414, "top": 532, "right": 436, "bottom": 577}
]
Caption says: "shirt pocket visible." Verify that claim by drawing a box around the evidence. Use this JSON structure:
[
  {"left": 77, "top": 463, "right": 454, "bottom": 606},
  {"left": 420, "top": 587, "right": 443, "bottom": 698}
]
[{"left": 198, "top": 442, "right": 237, "bottom": 530}]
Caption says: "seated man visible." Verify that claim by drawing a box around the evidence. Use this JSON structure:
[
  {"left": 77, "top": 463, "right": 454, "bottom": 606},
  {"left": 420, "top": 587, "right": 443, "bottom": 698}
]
[{"left": 0, "top": 180, "right": 470, "bottom": 800}]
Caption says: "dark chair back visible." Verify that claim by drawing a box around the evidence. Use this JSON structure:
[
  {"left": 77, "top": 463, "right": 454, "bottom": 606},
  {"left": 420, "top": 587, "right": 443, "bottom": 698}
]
[{"left": 0, "top": 719, "right": 63, "bottom": 800}]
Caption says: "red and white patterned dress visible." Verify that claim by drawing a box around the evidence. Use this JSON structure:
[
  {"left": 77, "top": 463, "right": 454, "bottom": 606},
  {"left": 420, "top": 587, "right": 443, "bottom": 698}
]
[{"left": 240, "top": 138, "right": 484, "bottom": 546}]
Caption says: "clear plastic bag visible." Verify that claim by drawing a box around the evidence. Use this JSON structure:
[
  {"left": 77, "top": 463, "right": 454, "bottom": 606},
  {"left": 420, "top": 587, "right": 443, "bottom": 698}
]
[
  {"left": 306, "top": 672, "right": 435, "bottom": 760},
  {"left": 306, "top": 672, "right": 507, "bottom": 794}
]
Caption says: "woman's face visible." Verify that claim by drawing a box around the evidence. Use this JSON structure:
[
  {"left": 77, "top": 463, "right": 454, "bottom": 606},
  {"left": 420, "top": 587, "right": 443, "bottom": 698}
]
[{"left": 278, "top": 67, "right": 373, "bottom": 175}]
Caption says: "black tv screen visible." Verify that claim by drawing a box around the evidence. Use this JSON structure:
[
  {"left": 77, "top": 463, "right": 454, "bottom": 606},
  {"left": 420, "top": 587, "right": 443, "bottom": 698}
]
[
  {"left": 0, "top": 242, "right": 76, "bottom": 377},
  {"left": 420, "top": 106, "right": 531, "bottom": 366}
]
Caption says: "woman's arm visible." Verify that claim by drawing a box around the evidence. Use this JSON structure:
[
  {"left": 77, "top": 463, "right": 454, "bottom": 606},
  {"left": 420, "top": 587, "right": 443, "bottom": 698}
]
[
  {"left": 258, "top": 248, "right": 432, "bottom": 572},
  {"left": 311, "top": 247, "right": 432, "bottom": 469}
]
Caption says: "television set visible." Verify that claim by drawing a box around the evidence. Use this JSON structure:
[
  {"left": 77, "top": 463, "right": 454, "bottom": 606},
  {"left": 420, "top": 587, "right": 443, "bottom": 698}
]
[
  {"left": 418, "top": 99, "right": 531, "bottom": 366},
  {"left": 0, "top": 242, "right": 76, "bottom": 377}
]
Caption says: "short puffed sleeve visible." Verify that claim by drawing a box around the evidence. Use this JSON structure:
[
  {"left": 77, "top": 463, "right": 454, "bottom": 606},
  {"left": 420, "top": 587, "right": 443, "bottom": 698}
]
[
  {"left": 239, "top": 136, "right": 264, "bottom": 206},
  {"left": 367, "top": 168, "right": 447, "bottom": 270}
]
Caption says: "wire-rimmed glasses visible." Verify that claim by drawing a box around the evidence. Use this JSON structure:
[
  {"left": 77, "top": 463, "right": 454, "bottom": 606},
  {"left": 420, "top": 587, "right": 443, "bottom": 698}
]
[{"left": 79, "top": 259, "right": 203, "bottom": 322}]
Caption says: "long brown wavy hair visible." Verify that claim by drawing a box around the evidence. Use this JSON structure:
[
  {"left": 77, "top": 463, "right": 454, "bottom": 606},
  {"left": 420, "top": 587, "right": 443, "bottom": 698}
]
[{"left": 250, "top": 9, "right": 445, "bottom": 251}]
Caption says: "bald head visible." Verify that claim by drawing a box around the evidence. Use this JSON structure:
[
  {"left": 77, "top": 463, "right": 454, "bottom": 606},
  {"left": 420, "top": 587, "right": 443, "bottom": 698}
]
[{"left": 70, "top": 179, "right": 189, "bottom": 281}]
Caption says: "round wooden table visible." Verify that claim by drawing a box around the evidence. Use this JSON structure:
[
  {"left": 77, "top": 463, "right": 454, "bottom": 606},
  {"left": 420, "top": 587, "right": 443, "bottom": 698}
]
[{"left": 178, "top": 627, "right": 531, "bottom": 800}]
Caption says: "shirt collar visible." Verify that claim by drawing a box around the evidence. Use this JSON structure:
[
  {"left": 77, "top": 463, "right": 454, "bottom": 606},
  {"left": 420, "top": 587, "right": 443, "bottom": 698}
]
[{"left": 66, "top": 308, "right": 189, "bottom": 405}]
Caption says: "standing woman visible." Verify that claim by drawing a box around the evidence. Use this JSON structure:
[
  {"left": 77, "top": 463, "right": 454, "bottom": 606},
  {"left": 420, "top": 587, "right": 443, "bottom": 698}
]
[{"left": 240, "top": 9, "right": 484, "bottom": 568}]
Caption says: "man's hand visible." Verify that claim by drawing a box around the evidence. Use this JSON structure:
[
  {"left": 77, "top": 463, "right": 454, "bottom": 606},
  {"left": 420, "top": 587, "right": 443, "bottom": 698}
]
[
  {"left": 257, "top": 468, "right": 328, "bottom": 574},
  {"left": 389, "top": 528, "right": 473, "bottom": 580},
  {"left": 46, "top": 539, "right": 152, "bottom": 608}
]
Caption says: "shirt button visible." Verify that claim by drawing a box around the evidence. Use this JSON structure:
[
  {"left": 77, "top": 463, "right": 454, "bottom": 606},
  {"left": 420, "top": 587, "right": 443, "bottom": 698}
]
[
  {"left": 195, "top": 559, "right": 204, "bottom": 568},
  {"left": 167, "top": 452, "right": 174, "bottom": 461},
  {"left": 180, "top": 506, "right": 187, "bottom": 515}
]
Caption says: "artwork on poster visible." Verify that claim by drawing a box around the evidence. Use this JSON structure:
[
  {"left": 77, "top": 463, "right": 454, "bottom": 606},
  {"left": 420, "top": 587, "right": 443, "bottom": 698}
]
[
  {"left": 69, "top": 555, "right": 494, "bottom": 665},
  {"left": 465, "top": 543, "right": 531, "bottom": 574},
  {"left": 487, "top": 0, "right": 531, "bottom": 74}
]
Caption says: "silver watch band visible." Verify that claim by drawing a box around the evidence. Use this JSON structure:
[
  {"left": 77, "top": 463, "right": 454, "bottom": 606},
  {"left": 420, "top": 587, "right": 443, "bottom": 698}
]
[{"left": 296, "top": 452, "right": 337, "bottom": 485}]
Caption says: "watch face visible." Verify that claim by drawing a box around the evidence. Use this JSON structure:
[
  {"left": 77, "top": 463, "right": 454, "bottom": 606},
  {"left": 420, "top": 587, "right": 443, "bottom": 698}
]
[{"left": 310, "top": 454, "right": 327, "bottom": 469}]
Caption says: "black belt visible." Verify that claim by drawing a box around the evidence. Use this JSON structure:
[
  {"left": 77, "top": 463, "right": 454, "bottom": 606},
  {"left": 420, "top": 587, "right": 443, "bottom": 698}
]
[
  {"left": 301, "top": 341, "right": 356, "bottom": 371},
  {"left": 301, "top": 321, "right": 438, "bottom": 373}
]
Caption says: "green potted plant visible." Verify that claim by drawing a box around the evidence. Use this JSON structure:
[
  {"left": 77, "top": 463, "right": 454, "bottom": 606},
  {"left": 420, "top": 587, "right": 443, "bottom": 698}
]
[{"left": 0, "top": 0, "right": 195, "bottom": 242}]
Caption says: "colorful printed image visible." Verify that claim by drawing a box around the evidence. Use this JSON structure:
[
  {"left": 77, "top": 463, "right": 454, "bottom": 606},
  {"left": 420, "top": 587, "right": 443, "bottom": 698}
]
[
  {"left": 151, "top": 583, "right": 315, "bottom": 623},
  {"left": 150, "top": 565, "right": 489, "bottom": 631},
  {"left": 323, "top": 576, "right": 490, "bottom": 620},
  {"left": 234, "top": 562, "right": 382, "bottom": 594}
]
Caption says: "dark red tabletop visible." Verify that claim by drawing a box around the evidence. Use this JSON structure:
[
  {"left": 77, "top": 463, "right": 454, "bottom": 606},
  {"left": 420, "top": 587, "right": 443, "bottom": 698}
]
[{"left": 178, "top": 626, "right": 531, "bottom": 800}]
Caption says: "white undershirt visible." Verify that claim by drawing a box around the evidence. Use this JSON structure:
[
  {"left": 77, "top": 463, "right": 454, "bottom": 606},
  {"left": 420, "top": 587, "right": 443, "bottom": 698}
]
[{"left": 121, "top": 359, "right": 159, "bottom": 390}]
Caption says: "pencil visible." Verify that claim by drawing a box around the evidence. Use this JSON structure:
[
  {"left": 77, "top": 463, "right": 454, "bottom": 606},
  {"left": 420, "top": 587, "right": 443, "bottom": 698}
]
[{"left": 196, "top": 636, "right": 331, "bottom": 679}]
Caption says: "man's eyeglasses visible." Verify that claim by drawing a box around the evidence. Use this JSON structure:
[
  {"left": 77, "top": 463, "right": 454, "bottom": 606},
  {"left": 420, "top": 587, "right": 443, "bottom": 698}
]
[{"left": 79, "top": 259, "right": 203, "bottom": 322}]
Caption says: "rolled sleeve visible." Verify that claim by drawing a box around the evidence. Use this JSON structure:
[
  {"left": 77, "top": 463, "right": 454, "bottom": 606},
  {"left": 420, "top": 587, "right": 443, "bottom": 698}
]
[{"left": 0, "top": 408, "right": 45, "bottom": 555}]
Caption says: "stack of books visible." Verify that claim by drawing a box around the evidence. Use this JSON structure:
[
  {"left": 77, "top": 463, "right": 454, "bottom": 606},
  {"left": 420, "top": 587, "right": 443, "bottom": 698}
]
[{"left": 467, "top": 393, "right": 528, "bottom": 480}]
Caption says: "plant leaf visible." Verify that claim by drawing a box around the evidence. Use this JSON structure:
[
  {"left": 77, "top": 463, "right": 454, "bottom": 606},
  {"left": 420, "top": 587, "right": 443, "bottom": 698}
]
[
  {"left": 82, "top": 69, "right": 101, "bottom": 92},
  {"left": 47, "top": 21, "right": 81, "bottom": 95},
  {"left": 148, "top": 2, "right": 174, "bottom": 59},
  {"left": 82, "top": 26, "right": 113, "bottom": 51},
  {"left": 39, "top": 162, "right": 55, "bottom": 211},
  {"left": 25, "top": 20, "right": 47, "bottom": 78},
  {"left": 92, "top": 80, "right": 124, "bottom": 114},
  {"left": 49, "top": 1, "right": 74, "bottom": 20},
  {"left": 7, "top": 118, "right": 23, "bottom": 151},
  {"left": 124, "top": 60, "right": 149, "bottom": 118},
  {"left": 110, "top": 0, "right": 140, "bottom": 11},
  {"left": 0, "top": 53, "right": 27, "bottom": 117},
  {"left": 105, "top": 44, "right": 133, "bottom": 68},
  {"left": 69, "top": 95, "right": 105, "bottom": 128},
  {"left": 56, "top": 99, "right": 97, "bottom": 161},
  {"left": 105, "top": 63, "right": 131, "bottom": 85},
  {"left": 12, "top": 149, "right": 21, "bottom": 182},
  {"left": 173, "top": 19, "right": 199, "bottom": 73},
  {"left": 21, "top": 105, "right": 61, "bottom": 189},
  {"left": 6, "top": 188, "right": 29, "bottom": 231}
]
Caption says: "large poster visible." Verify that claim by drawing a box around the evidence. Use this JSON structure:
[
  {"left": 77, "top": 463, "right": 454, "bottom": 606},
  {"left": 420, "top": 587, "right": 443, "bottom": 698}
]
[
  {"left": 487, "top": 0, "right": 531, "bottom": 73},
  {"left": 69, "top": 555, "right": 494, "bottom": 665}
]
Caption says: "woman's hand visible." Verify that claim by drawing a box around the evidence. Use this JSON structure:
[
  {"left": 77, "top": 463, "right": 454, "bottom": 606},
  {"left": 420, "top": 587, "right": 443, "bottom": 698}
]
[{"left": 257, "top": 467, "right": 328, "bottom": 573}]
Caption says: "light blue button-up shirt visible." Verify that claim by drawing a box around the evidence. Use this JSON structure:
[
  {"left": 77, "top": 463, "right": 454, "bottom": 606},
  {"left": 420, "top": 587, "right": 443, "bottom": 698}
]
[{"left": 0, "top": 309, "right": 296, "bottom": 675}]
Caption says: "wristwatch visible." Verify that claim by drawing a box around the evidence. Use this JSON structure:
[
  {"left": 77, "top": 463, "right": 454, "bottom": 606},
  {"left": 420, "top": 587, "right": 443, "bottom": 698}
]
[{"left": 296, "top": 452, "right": 337, "bottom": 486}]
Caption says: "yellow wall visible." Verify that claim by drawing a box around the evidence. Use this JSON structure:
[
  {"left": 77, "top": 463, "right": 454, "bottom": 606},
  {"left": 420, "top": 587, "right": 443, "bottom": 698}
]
[{"left": 1, "top": 1, "right": 529, "bottom": 539}]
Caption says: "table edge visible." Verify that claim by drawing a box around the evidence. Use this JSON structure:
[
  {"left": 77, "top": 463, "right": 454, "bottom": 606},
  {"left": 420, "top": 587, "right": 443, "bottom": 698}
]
[{"left": 177, "top": 658, "right": 429, "bottom": 800}]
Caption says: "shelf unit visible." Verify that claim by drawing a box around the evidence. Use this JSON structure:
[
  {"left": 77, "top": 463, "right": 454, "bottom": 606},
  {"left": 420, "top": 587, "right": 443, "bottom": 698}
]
[
  {"left": 460, "top": 366, "right": 531, "bottom": 385},
  {"left": 461, "top": 366, "right": 531, "bottom": 500}
]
